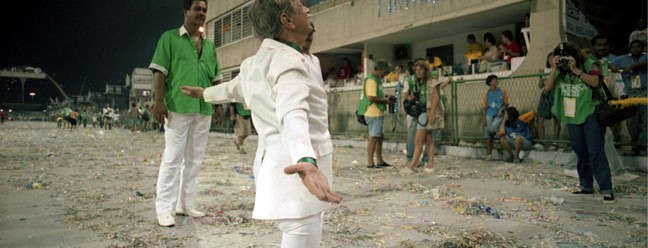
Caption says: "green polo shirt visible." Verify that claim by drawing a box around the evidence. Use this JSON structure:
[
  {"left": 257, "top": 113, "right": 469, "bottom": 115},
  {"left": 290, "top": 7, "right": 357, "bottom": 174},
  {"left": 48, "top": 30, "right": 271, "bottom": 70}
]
[
  {"left": 551, "top": 70, "right": 600, "bottom": 124},
  {"left": 149, "top": 26, "right": 222, "bottom": 115}
]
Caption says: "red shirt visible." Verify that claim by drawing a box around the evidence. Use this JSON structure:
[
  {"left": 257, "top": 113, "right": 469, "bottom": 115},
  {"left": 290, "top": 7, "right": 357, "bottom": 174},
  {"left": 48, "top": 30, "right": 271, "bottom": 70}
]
[
  {"left": 502, "top": 42, "right": 521, "bottom": 62},
  {"left": 338, "top": 65, "right": 352, "bottom": 80}
]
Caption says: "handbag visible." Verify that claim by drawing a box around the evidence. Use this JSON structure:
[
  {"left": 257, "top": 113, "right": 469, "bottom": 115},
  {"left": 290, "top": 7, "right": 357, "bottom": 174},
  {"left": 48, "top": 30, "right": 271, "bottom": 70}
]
[
  {"left": 595, "top": 82, "right": 637, "bottom": 127},
  {"left": 356, "top": 110, "right": 367, "bottom": 126}
]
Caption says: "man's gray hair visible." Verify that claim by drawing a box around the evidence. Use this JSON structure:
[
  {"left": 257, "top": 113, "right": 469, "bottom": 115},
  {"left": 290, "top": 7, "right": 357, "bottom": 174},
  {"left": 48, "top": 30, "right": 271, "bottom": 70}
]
[
  {"left": 374, "top": 59, "right": 390, "bottom": 71},
  {"left": 249, "top": 0, "right": 296, "bottom": 39}
]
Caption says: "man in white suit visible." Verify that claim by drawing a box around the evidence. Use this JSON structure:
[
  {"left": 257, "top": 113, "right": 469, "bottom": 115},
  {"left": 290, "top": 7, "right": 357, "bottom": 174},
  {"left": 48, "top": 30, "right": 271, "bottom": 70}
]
[{"left": 180, "top": 0, "right": 341, "bottom": 247}]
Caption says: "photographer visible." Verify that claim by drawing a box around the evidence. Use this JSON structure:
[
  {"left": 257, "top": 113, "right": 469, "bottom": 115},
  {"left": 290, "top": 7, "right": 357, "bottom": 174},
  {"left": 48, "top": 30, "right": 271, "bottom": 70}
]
[
  {"left": 401, "top": 61, "right": 441, "bottom": 174},
  {"left": 403, "top": 60, "right": 429, "bottom": 166},
  {"left": 544, "top": 42, "right": 614, "bottom": 203}
]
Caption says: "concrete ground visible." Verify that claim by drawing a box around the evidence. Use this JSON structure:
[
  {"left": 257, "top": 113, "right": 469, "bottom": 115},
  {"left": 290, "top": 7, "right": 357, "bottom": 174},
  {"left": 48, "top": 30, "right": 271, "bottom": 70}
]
[{"left": 0, "top": 122, "right": 646, "bottom": 247}]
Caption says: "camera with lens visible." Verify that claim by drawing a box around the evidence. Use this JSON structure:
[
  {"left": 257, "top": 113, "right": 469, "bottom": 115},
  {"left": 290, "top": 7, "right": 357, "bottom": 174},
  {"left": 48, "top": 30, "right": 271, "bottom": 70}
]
[
  {"left": 556, "top": 43, "right": 570, "bottom": 67},
  {"left": 403, "top": 91, "right": 425, "bottom": 117},
  {"left": 557, "top": 56, "right": 570, "bottom": 67}
]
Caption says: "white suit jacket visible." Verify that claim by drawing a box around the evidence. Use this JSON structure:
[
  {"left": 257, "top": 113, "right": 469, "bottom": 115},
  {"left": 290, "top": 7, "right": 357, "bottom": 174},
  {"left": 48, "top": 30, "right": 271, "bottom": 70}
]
[{"left": 203, "top": 39, "right": 333, "bottom": 220}]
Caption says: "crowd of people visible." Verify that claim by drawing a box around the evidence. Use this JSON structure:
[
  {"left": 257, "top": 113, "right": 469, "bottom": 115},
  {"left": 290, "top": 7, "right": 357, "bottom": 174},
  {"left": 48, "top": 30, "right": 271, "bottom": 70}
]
[
  {"left": 54, "top": 103, "right": 161, "bottom": 133},
  {"left": 357, "top": 31, "right": 646, "bottom": 207}
]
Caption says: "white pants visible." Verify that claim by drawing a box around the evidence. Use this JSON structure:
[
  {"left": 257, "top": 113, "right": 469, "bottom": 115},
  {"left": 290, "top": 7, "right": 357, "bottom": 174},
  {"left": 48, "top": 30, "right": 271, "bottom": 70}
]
[
  {"left": 155, "top": 112, "right": 211, "bottom": 214},
  {"left": 277, "top": 213, "right": 323, "bottom": 248}
]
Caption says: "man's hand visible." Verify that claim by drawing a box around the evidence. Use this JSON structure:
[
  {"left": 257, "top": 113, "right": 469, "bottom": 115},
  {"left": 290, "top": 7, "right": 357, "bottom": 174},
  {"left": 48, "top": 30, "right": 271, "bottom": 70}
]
[
  {"left": 179, "top": 85, "right": 205, "bottom": 99},
  {"left": 284, "top": 163, "right": 342, "bottom": 203},
  {"left": 152, "top": 103, "right": 168, "bottom": 124}
]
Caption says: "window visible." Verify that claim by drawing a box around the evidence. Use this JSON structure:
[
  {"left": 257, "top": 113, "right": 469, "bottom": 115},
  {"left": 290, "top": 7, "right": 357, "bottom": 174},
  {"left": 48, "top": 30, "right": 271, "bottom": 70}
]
[{"left": 212, "top": 2, "right": 253, "bottom": 48}]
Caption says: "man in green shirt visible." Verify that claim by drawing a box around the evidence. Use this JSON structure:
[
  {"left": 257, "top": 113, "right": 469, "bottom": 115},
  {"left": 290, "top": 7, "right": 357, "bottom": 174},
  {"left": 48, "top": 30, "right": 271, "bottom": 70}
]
[{"left": 148, "top": 0, "right": 222, "bottom": 227}]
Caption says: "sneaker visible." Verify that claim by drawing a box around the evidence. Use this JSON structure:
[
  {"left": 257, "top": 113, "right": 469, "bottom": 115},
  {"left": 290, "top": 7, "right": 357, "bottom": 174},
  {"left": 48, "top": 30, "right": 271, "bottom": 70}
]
[
  {"left": 175, "top": 209, "right": 206, "bottom": 218},
  {"left": 602, "top": 194, "right": 615, "bottom": 204},
  {"left": 563, "top": 169, "right": 579, "bottom": 178},
  {"left": 423, "top": 167, "right": 435, "bottom": 173},
  {"left": 571, "top": 190, "right": 594, "bottom": 195},
  {"left": 157, "top": 212, "right": 175, "bottom": 227},
  {"left": 378, "top": 162, "right": 392, "bottom": 167},
  {"left": 485, "top": 155, "right": 492, "bottom": 161},
  {"left": 399, "top": 167, "right": 415, "bottom": 175}
]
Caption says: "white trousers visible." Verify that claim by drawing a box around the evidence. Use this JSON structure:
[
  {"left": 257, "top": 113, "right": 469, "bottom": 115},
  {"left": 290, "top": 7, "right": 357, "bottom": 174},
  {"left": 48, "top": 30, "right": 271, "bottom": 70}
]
[
  {"left": 155, "top": 112, "right": 211, "bottom": 214},
  {"left": 277, "top": 212, "right": 324, "bottom": 248}
]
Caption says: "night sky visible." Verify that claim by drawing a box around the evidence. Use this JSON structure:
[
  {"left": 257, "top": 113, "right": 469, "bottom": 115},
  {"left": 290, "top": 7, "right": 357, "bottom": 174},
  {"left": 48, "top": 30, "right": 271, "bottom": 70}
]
[{"left": 1, "top": 0, "right": 184, "bottom": 105}]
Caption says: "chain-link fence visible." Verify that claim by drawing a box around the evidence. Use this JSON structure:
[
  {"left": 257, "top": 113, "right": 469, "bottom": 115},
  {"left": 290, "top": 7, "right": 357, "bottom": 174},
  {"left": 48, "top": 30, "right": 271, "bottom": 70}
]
[{"left": 210, "top": 70, "right": 634, "bottom": 146}]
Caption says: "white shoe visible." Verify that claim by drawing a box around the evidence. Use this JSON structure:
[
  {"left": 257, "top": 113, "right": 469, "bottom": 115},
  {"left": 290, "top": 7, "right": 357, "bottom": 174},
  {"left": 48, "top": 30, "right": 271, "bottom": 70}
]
[
  {"left": 563, "top": 169, "right": 578, "bottom": 178},
  {"left": 157, "top": 212, "right": 175, "bottom": 227},
  {"left": 175, "top": 209, "right": 206, "bottom": 218}
]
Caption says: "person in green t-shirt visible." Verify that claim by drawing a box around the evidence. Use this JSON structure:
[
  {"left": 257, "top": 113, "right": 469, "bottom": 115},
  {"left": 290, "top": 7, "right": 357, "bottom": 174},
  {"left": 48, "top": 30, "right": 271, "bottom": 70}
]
[
  {"left": 545, "top": 42, "right": 614, "bottom": 204},
  {"left": 361, "top": 59, "right": 394, "bottom": 169},
  {"left": 148, "top": 0, "right": 223, "bottom": 227}
]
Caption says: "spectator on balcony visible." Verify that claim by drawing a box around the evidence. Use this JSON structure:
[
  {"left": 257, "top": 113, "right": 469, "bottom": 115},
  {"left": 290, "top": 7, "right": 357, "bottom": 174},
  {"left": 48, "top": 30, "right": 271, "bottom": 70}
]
[
  {"left": 465, "top": 34, "right": 484, "bottom": 73},
  {"left": 499, "top": 30, "right": 521, "bottom": 64},
  {"left": 353, "top": 64, "right": 364, "bottom": 85},
  {"left": 482, "top": 75, "right": 508, "bottom": 161},
  {"left": 479, "top": 32, "right": 500, "bottom": 73},
  {"left": 338, "top": 57, "right": 353, "bottom": 83},
  {"left": 386, "top": 65, "right": 405, "bottom": 83},
  {"left": 323, "top": 68, "right": 338, "bottom": 89},
  {"left": 426, "top": 54, "right": 444, "bottom": 77}
]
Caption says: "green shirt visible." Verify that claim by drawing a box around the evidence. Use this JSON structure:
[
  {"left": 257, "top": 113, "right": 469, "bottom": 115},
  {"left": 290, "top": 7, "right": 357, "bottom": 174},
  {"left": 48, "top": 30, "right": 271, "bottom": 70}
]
[
  {"left": 149, "top": 27, "right": 222, "bottom": 115},
  {"left": 551, "top": 70, "right": 601, "bottom": 124},
  {"left": 235, "top": 103, "right": 251, "bottom": 117},
  {"left": 358, "top": 73, "right": 386, "bottom": 117},
  {"left": 406, "top": 75, "right": 427, "bottom": 104}
]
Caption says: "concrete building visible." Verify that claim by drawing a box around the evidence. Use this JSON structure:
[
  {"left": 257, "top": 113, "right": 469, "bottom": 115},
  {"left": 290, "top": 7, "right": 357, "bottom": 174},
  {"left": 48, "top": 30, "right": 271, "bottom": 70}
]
[{"left": 204, "top": 0, "right": 642, "bottom": 142}]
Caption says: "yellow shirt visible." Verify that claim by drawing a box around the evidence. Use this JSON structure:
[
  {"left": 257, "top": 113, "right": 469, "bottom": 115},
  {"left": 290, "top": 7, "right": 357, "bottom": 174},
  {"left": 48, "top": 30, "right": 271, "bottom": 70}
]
[
  {"left": 364, "top": 78, "right": 384, "bottom": 117},
  {"left": 386, "top": 71, "right": 400, "bottom": 83},
  {"left": 427, "top": 57, "right": 443, "bottom": 69},
  {"left": 465, "top": 42, "right": 484, "bottom": 62}
]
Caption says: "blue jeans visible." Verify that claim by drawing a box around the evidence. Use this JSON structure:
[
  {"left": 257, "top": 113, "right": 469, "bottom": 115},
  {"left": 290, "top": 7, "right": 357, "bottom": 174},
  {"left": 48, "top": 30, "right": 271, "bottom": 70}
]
[
  {"left": 568, "top": 115, "right": 613, "bottom": 194},
  {"left": 406, "top": 118, "right": 428, "bottom": 162}
]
